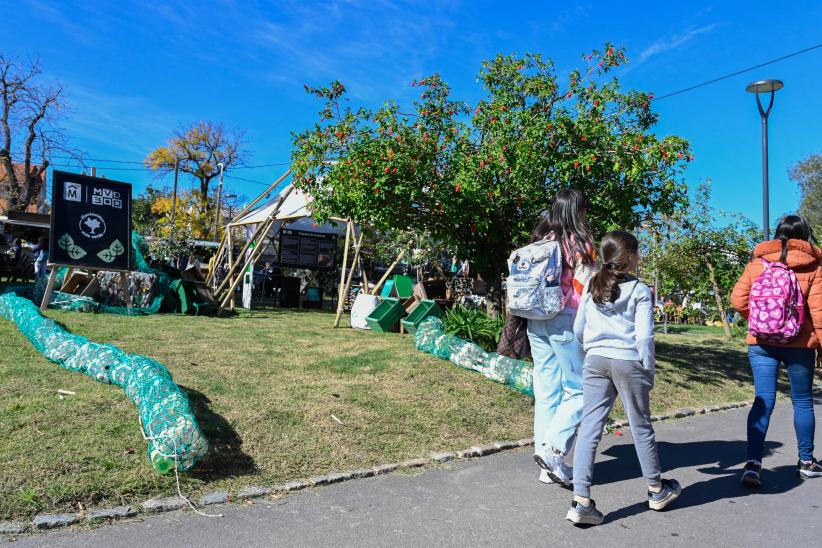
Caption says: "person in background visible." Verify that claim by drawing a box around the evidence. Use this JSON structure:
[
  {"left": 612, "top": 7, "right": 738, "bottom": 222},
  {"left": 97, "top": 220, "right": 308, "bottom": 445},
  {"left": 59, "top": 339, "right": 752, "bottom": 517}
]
[
  {"left": 731, "top": 215, "right": 822, "bottom": 486},
  {"left": 567, "top": 230, "right": 680, "bottom": 526},
  {"left": 10, "top": 238, "right": 23, "bottom": 266},
  {"left": 528, "top": 188, "right": 596, "bottom": 487},
  {"left": 32, "top": 236, "right": 49, "bottom": 278}
]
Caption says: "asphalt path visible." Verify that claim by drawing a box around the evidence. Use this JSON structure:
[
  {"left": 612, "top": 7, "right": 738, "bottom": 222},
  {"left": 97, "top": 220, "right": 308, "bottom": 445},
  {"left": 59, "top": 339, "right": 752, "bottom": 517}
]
[{"left": 8, "top": 399, "right": 821, "bottom": 547}]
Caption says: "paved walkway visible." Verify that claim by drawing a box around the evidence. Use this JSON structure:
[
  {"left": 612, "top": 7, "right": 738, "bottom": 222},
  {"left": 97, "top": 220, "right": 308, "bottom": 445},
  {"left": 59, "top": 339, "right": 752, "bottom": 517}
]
[{"left": 9, "top": 399, "right": 821, "bottom": 547}]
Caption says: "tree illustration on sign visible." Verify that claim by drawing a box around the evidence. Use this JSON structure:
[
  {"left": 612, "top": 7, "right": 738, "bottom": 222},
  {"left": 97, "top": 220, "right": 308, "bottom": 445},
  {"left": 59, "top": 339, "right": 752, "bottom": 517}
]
[{"left": 83, "top": 216, "right": 102, "bottom": 235}]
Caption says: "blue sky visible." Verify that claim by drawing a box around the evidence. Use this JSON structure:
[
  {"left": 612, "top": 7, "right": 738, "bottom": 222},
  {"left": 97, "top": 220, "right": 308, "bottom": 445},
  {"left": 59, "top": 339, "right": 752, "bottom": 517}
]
[{"left": 3, "top": 0, "right": 822, "bottom": 228}]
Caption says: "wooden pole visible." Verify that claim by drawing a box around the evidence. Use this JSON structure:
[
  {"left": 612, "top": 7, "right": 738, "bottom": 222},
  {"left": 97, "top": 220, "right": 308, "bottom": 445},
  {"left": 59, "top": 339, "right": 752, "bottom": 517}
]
[
  {"left": 205, "top": 233, "right": 227, "bottom": 286},
  {"left": 334, "top": 227, "right": 363, "bottom": 328},
  {"left": 208, "top": 170, "right": 291, "bottom": 287},
  {"left": 334, "top": 221, "right": 352, "bottom": 325},
  {"left": 227, "top": 227, "right": 235, "bottom": 310},
  {"left": 218, "top": 218, "right": 276, "bottom": 310},
  {"left": 358, "top": 255, "right": 369, "bottom": 291},
  {"left": 231, "top": 170, "right": 292, "bottom": 222},
  {"left": 40, "top": 267, "right": 58, "bottom": 311},
  {"left": 372, "top": 249, "right": 405, "bottom": 296},
  {"left": 214, "top": 186, "right": 293, "bottom": 298}
]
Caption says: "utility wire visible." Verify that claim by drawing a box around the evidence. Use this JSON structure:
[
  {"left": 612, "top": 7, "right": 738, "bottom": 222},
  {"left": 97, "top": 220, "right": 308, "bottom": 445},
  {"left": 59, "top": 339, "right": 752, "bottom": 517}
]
[
  {"left": 21, "top": 43, "right": 822, "bottom": 173},
  {"left": 652, "top": 42, "right": 822, "bottom": 101},
  {"left": 45, "top": 154, "right": 290, "bottom": 170}
]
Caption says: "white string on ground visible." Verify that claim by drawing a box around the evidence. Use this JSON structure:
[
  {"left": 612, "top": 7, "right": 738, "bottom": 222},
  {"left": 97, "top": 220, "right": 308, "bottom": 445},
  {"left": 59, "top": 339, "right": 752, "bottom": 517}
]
[{"left": 139, "top": 412, "right": 223, "bottom": 518}]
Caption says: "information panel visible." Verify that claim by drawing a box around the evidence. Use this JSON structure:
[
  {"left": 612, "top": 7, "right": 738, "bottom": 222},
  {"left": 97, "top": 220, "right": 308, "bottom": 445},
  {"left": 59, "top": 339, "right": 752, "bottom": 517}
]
[
  {"left": 49, "top": 170, "right": 132, "bottom": 271},
  {"left": 278, "top": 228, "right": 336, "bottom": 270}
]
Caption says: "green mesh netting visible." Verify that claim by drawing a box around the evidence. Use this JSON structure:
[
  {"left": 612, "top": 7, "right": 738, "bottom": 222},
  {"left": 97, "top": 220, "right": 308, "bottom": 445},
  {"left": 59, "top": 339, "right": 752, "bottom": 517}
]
[
  {"left": 414, "top": 317, "right": 534, "bottom": 397},
  {"left": 0, "top": 292, "right": 208, "bottom": 473},
  {"left": 41, "top": 231, "right": 170, "bottom": 315}
]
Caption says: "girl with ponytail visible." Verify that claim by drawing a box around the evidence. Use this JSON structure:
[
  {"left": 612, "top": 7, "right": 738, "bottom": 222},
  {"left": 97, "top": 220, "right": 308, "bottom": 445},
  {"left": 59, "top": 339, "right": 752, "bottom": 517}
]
[
  {"left": 732, "top": 215, "right": 822, "bottom": 486},
  {"left": 566, "top": 231, "right": 681, "bottom": 525}
]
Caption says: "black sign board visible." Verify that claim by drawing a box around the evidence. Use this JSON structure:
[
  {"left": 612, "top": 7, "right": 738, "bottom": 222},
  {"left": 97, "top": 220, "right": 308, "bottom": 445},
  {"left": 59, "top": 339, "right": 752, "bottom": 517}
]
[
  {"left": 49, "top": 170, "right": 132, "bottom": 271},
  {"left": 278, "top": 228, "right": 337, "bottom": 270}
]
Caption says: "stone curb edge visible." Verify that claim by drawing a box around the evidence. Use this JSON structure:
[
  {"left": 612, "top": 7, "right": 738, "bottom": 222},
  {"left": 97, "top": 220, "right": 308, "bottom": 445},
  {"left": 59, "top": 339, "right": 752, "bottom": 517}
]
[{"left": 7, "top": 392, "right": 809, "bottom": 537}]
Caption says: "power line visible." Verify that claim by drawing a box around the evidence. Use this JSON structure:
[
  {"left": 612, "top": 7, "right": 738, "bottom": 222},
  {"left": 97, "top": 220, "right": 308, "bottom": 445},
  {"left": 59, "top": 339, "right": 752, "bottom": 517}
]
[
  {"left": 224, "top": 174, "right": 272, "bottom": 186},
  {"left": 653, "top": 42, "right": 822, "bottom": 101},
  {"left": 45, "top": 154, "right": 289, "bottom": 170},
  {"left": 49, "top": 163, "right": 274, "bottom": 187}
]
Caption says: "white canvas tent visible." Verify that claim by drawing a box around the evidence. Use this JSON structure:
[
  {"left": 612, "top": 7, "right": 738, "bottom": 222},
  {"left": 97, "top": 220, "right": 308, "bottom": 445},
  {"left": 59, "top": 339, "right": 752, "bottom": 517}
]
[
  {"left": 208, "top": 171, "right": 364, "bottom": 324},
  {"left": 229, "top": 185, "right": 348, "bottom": 236}
]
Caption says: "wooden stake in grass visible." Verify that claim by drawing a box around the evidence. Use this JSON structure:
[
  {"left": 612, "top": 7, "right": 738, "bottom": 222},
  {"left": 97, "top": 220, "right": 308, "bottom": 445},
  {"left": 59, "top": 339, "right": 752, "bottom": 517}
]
[
  {"left": 333, "top": 221, "right": 353, "bottom": 328},
  {"left": 334, "top": 223, "right": 365, "bottom": 328}
]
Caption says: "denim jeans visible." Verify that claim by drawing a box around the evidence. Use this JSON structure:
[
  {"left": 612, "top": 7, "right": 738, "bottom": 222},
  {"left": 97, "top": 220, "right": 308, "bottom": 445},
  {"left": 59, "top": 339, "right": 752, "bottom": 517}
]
[
  {"left": 747, "top": 344, "right": 816, "bottom": 462},
  {"left": 528, "top": 311, "right": 585, "bottom": 456}
]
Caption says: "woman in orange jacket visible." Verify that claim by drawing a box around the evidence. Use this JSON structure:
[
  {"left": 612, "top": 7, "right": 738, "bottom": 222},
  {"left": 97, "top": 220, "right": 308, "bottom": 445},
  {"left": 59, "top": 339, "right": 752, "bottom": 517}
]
[{"left": 731, "top": 215, "right": 822, "bottom": 486}]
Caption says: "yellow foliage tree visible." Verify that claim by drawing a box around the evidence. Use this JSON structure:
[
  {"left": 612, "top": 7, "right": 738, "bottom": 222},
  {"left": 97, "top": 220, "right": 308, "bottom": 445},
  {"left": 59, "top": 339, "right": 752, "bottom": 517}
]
[
  {"left": 144, "top": 121, "right": 246, "bottom": 208},
  {"left": 150, "top": 189, "right": 215, "bottom": 240}
]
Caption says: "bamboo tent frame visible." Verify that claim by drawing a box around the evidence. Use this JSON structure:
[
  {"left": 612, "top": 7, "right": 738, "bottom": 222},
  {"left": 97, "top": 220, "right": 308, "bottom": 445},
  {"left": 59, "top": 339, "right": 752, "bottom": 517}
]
[
  {"left": 211, "top": 170, "right": 407, "bottom": 325},
  {"left": 211, "top": 171, "right": 355, "bottom": 320}
]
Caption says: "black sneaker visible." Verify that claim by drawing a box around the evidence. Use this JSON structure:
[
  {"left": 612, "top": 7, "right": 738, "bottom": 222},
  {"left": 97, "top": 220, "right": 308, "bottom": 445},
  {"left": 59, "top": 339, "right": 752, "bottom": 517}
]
[
  {"left": 648, "top": 479, "right": 681, "bottom": 511},
  {"left": 742, "top": 461, "right": 762, "bottom": 487},
  {"left": 798, "top": 458, "right": 822, "bottom": 479},
  {"left": 566, "top": 499, "right": 604, "bottom": 526}
]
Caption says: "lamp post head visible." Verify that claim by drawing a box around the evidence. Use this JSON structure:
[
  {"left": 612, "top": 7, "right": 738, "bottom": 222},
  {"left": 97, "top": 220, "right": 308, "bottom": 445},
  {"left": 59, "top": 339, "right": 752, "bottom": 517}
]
[{"left": 745, "top": 79, "right": 784, "bottom": 94}]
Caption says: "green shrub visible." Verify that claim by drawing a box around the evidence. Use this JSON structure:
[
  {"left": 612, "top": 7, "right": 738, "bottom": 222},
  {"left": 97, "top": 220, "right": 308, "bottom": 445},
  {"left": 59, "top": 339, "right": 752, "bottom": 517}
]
[{"left": 442, "top": 305, "right": 503, "bottom": 352}]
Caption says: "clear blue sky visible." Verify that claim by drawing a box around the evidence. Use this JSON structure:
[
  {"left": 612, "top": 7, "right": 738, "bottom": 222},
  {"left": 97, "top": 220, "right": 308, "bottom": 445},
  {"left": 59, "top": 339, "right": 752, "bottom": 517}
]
[{"left": 3, "top": 0, "right": 822, "bottom": 228}]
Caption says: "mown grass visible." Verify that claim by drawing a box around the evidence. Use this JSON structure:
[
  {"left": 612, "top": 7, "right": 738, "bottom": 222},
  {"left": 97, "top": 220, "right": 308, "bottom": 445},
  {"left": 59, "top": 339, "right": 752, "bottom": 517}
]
[{"left": 0, "top": 309, "right": 762, "bottom": 520}]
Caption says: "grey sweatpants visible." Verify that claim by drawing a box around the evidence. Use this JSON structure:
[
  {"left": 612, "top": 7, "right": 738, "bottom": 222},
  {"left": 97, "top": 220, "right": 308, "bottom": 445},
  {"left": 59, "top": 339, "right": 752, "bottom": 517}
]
[{"left": 572, "top": 355, "right": 662, "bottom": 498}]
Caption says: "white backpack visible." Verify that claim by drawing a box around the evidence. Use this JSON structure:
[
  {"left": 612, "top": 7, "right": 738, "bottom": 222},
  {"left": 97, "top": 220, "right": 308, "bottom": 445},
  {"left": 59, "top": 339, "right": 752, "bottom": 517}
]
[{"left": 506, "top": 239, "right": 564, "bottom": 320}]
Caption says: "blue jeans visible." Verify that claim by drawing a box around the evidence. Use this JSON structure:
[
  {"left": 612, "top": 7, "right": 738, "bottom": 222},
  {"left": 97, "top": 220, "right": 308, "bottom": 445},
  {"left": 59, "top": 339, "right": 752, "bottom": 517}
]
[
  {"left": 747, "top": 344, "right": 816, "bottom": 462},
  {"left": 528, "top": 311, "right": 585, "bottom": 456}
]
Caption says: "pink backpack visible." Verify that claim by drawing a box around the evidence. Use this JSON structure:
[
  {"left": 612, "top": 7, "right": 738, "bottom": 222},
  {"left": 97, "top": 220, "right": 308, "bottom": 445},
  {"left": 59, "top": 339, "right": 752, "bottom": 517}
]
[{"left": 748, "top": 259, "right": 805, "bottom": 343}]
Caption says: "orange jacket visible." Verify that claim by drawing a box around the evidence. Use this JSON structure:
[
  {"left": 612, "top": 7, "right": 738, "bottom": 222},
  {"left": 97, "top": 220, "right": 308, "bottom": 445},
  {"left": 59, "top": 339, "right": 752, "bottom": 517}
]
[{"left": 731, "top": 239, "right": 822, "bottom": 349}]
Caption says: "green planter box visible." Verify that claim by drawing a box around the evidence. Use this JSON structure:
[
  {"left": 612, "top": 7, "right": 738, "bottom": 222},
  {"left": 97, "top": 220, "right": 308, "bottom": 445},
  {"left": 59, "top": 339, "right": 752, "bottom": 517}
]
[
  {"left": 401, "top": 299, "right": 443, "bottom": 334},
  {"left": 392, "top": 275, "right": 415, "bottom": 299},
  {"left": 365, "top": 297, "right": 405, "bottom": 333}
]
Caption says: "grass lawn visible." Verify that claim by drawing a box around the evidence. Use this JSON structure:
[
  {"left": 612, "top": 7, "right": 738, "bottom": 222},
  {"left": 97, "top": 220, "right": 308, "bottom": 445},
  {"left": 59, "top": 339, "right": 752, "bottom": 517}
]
[{"left": 0, "top": 309, "right": 761, "bottom": 520}]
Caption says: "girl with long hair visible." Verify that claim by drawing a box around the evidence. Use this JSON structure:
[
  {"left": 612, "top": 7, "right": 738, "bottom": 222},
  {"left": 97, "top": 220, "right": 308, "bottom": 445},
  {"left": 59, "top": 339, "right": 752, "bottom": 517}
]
[
  {"left": 528, "top": 188, "right": 596, "bottom": 486},
  {"left": 731, "top": 215, "right": 822, "bottom": 486},
  {"left": 567, "top": 230, "right": 680, "bottom": 525}
]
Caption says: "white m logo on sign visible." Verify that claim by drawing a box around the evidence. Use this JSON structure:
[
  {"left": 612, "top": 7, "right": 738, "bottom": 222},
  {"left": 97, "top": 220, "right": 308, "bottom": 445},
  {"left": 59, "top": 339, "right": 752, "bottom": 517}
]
[{"left": 64, "top": 182, "right": 82, "bottom": 202}]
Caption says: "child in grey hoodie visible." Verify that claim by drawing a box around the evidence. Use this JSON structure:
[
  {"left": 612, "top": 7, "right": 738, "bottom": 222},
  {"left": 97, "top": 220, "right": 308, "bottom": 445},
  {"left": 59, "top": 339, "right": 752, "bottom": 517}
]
[{"left": 565, "top": 230, "right": 681, "bottom": 526}]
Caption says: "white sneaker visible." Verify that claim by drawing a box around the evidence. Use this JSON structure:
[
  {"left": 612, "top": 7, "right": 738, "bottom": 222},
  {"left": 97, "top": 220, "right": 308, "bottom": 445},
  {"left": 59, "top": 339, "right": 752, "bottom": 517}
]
[
  {"left": 534, "top": 451, "right": 573, "bottom": 487},
  {"left": 538, "top": 469, "right": 555, "bottom": 484}
]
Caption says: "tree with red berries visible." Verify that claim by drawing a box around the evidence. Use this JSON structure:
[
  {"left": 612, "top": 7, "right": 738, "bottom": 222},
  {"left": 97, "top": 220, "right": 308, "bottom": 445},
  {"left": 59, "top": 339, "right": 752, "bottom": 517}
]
[{"left": 291, "top": 44, "right": 693, "bottom": 300}]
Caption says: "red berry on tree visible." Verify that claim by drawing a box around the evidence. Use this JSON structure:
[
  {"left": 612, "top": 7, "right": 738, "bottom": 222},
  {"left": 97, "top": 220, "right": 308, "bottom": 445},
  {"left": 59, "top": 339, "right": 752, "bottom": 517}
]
[{"left": 455, "top": 184, "right": 461, "bottom": 192}]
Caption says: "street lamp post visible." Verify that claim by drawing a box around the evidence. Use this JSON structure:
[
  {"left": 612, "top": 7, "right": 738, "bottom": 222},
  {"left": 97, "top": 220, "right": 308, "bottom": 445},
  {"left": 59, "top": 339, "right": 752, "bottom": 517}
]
[
  {"left": 745, "top": 79, "right": 784, "bottom": 241},
  {"left": 214, "top": 162, "right": 225, "bottom": 241}
]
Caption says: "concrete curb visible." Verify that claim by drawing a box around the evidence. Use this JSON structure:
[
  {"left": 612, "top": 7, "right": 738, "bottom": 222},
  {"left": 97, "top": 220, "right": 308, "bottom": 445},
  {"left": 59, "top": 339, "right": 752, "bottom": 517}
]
[{"left": 9, "top": 394, "right": 790, "bottom": 537}]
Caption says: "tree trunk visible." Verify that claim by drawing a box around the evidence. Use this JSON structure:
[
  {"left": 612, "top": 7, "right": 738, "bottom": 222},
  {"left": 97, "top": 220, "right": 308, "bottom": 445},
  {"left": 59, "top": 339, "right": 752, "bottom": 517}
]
[{"left": 704, "top": 253, "right": 732, "bottom": 339}]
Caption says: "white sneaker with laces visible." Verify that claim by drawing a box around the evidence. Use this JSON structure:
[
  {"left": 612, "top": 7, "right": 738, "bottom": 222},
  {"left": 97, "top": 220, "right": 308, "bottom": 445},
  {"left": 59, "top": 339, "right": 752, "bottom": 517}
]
[
  {"left": 538, "top": 469, "right": 555, "bottom": 484},
  {"left": 534, "top": 451, "right": 573, "bottom": 487}
]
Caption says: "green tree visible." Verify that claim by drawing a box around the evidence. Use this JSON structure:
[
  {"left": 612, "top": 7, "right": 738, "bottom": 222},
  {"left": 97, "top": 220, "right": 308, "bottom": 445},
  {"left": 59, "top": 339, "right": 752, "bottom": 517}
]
[
  {"left": 789, "top": 152, "right": 822, "bottom": 232},
  {"left": 291, "top": 45, "right": 693, "bottom": 299},
  {"left": 650, "top": 182, "right": 759, "bottom": 338},
  {"left": 132, "top": 185, "right": 166, "bottom": 236}
]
